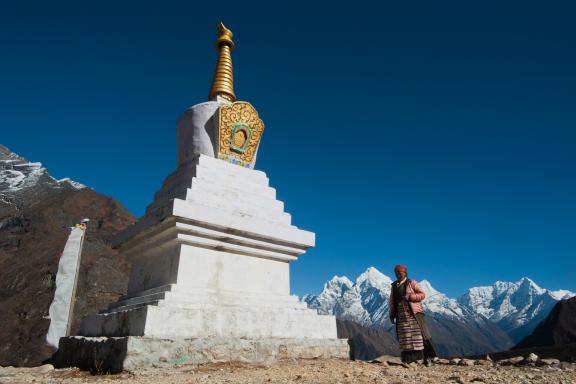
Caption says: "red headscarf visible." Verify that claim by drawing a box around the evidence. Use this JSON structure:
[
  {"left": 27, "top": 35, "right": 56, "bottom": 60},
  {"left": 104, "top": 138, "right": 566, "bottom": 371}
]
[{"left": 394, "top": 264, "right": 407, "bottom": 274}]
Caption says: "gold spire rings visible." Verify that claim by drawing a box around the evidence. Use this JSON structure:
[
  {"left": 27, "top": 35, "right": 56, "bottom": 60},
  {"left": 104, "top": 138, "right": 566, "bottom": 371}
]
[{"left": 209, "top": 23, "right": 236, "bottom": 102}]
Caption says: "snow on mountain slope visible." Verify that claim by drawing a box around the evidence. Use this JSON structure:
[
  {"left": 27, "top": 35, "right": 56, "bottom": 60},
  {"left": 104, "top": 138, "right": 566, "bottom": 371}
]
[
  {"left": 458, "top": 277, "right": 575, "bottom": 342},
  {"left": 549, "top": 289, "right": 575, "bottom": 300},
  {"left": 0, "top": 145, "right": 84, "bottom": 194},
  {"left": 356, "top": 267, "right": 393, "bottom": 292},
  {"left": 0, "top": 145, "right": 85, "bottom": 217},
  {"left": 303, "top": 276, "right": 354, "bottom": 316},
  {"left": 459, "top": 277, "right": 575, "bottom": 324},
  {"left": 419, "top": 280, "right": 467, "bottom": 319},
  {"left": 355, "top": 267, "right": 393, "bottom": 326},
  {"left": 303, "top": 275, "right": 372, "bottom": 326}
]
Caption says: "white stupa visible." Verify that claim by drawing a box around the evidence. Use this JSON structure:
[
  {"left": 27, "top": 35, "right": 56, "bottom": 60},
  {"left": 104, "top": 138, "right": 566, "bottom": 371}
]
[{"left": 53, "top": 23, "right": 348, "bottom": 372}]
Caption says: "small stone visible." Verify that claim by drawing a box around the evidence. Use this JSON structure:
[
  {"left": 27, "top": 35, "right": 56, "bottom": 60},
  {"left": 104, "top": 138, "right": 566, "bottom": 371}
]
[
  {"left": 369, "top": 358, "right": 388, "bottom": 366},
  {"left": 459, "top": 359, "right": 475, "bottom": 366},
  {"left": 501, "top": 356, "right": 524, "bottom": 366},
  {"left": 475, "top": 360, "right": 493, "bottom": 366},
  {"left": 526, "top": 353, "right": 539, "bottom": 363},
  {"left": 0, "top": 366, "right": 17, "bottom": 377},
  {"left": 380, "top": 355, "right": 403, "bottom": 366},
  {"left": 30, "top": 364, "right": 54, "bottom": 374},
  {"left": 511, "top": 356, "right": 524, "bottom": 363},
  {"left": 448, "top": 375, "right": 465, "bottom": 384},
  {"left": 450, "top": 358, "right": 462, "bottom": 365},
  {"left": 436, "top": 358, "right": 450, "bottom": 365},
  {"left": 539, "top": 358, "right": 559, "bottom": 365}
]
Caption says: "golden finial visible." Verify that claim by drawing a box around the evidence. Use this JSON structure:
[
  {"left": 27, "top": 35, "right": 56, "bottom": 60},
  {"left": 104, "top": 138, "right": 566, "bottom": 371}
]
[{"left": 209, "top": 22, "right": 236, "bottom": 102}]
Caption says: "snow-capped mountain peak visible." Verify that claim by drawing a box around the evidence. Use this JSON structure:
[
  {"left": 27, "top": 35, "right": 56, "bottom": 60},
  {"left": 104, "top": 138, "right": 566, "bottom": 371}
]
[
  {"left": 302, "top": 275, "right": 355, "bottom": 316},
  {"left": 325, "top": 275, "right": 353, "bottom": 290},
  {"left": 549, "top": 289, "right": 574, "bottom": 300},
  {"left": 493, "top": 280, "right": 516, "bottom": 294},
  {"left": 355, "top": 267, "right": 392, "bottom": 291},
  {"left": 419, "top": 279, "right": 437, "bottom": 295},
  {"left": 516, "top": 277, "right": 546, "bottom": 296},
  {"left": 319, "top": 275, "right": 354, "bottom": 299},
  {"left": 0, "top": 145, "right": 85, "bottom": 217},
  {"left": 417, "top": 279, "right": 467, "bottom": 319},
  {"left": 0, "top": 145, "right": 84, "bottom": 194},
  {"left": 458, "top": 277, "right": 575, "bottom": 342}
]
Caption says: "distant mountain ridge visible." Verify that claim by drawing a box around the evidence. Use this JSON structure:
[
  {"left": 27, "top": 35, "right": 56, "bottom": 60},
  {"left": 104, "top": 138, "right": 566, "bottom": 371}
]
[
  {"left": 304, "top": 267, "right": 574, "bottom": 357},
  {"left": 459, "top": 277, "right": 574, "bottom": 342}
]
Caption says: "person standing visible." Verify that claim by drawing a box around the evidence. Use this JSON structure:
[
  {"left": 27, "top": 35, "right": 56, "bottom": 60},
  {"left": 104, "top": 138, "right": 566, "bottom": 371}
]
[{"left": 389, "top": 264, "right": 437, "bottom": 363}]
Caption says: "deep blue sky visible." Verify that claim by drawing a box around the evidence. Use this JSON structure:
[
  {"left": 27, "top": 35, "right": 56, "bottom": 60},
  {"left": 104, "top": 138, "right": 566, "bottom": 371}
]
[{"left": 2, "top": 1, "right": 575, "bottom": 298}]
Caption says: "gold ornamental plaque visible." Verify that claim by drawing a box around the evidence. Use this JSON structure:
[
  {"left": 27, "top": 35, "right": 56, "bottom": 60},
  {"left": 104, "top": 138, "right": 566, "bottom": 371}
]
[{"left": 217, "top": 101, "right": 264, "bottom": 167}]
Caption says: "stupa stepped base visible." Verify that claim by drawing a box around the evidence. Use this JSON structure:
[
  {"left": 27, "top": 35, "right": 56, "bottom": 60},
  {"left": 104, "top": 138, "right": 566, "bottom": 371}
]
[
  {"left": 79, "top": 300, "right": 337, "bottom": 339},
  {"left": 52, "top": 336, "right": 350, "bottom": 373},
  {"left": 103, "top": 284, "right": 310, "bottom": 314}
]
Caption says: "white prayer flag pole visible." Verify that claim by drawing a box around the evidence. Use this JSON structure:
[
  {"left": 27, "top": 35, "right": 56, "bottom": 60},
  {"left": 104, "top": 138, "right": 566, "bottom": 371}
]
[{"left": 46, "top": 219, "right": 88, "bottom": 348}]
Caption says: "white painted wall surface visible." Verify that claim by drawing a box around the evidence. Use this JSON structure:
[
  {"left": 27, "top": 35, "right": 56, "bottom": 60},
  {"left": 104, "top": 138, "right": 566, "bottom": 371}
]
[{"left": 177, "top": 244, "right": 289, "bottom": 295}]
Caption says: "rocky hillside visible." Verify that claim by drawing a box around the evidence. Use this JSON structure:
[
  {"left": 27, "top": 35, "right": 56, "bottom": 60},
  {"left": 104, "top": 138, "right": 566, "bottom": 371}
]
[
  {"left": 0, "top": 145, "right": 134, "bottom": 366},
  {"left": 336, "top": 319, "right": 399, "bottom": 360},
  {"left": 515, "top": 297, "right": 576, "bottom": 349}
]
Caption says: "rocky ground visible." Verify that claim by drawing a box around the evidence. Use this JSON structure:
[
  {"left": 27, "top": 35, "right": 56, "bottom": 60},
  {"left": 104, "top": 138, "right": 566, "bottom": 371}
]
[{"left": 1, "top": 358, "right": 576, "bottom": 384}]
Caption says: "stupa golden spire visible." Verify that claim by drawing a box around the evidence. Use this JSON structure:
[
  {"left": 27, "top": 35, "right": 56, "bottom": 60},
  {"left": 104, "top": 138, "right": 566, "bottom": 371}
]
[{"left": 209, "top": 22, "right": 236, "bottom": 102}]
